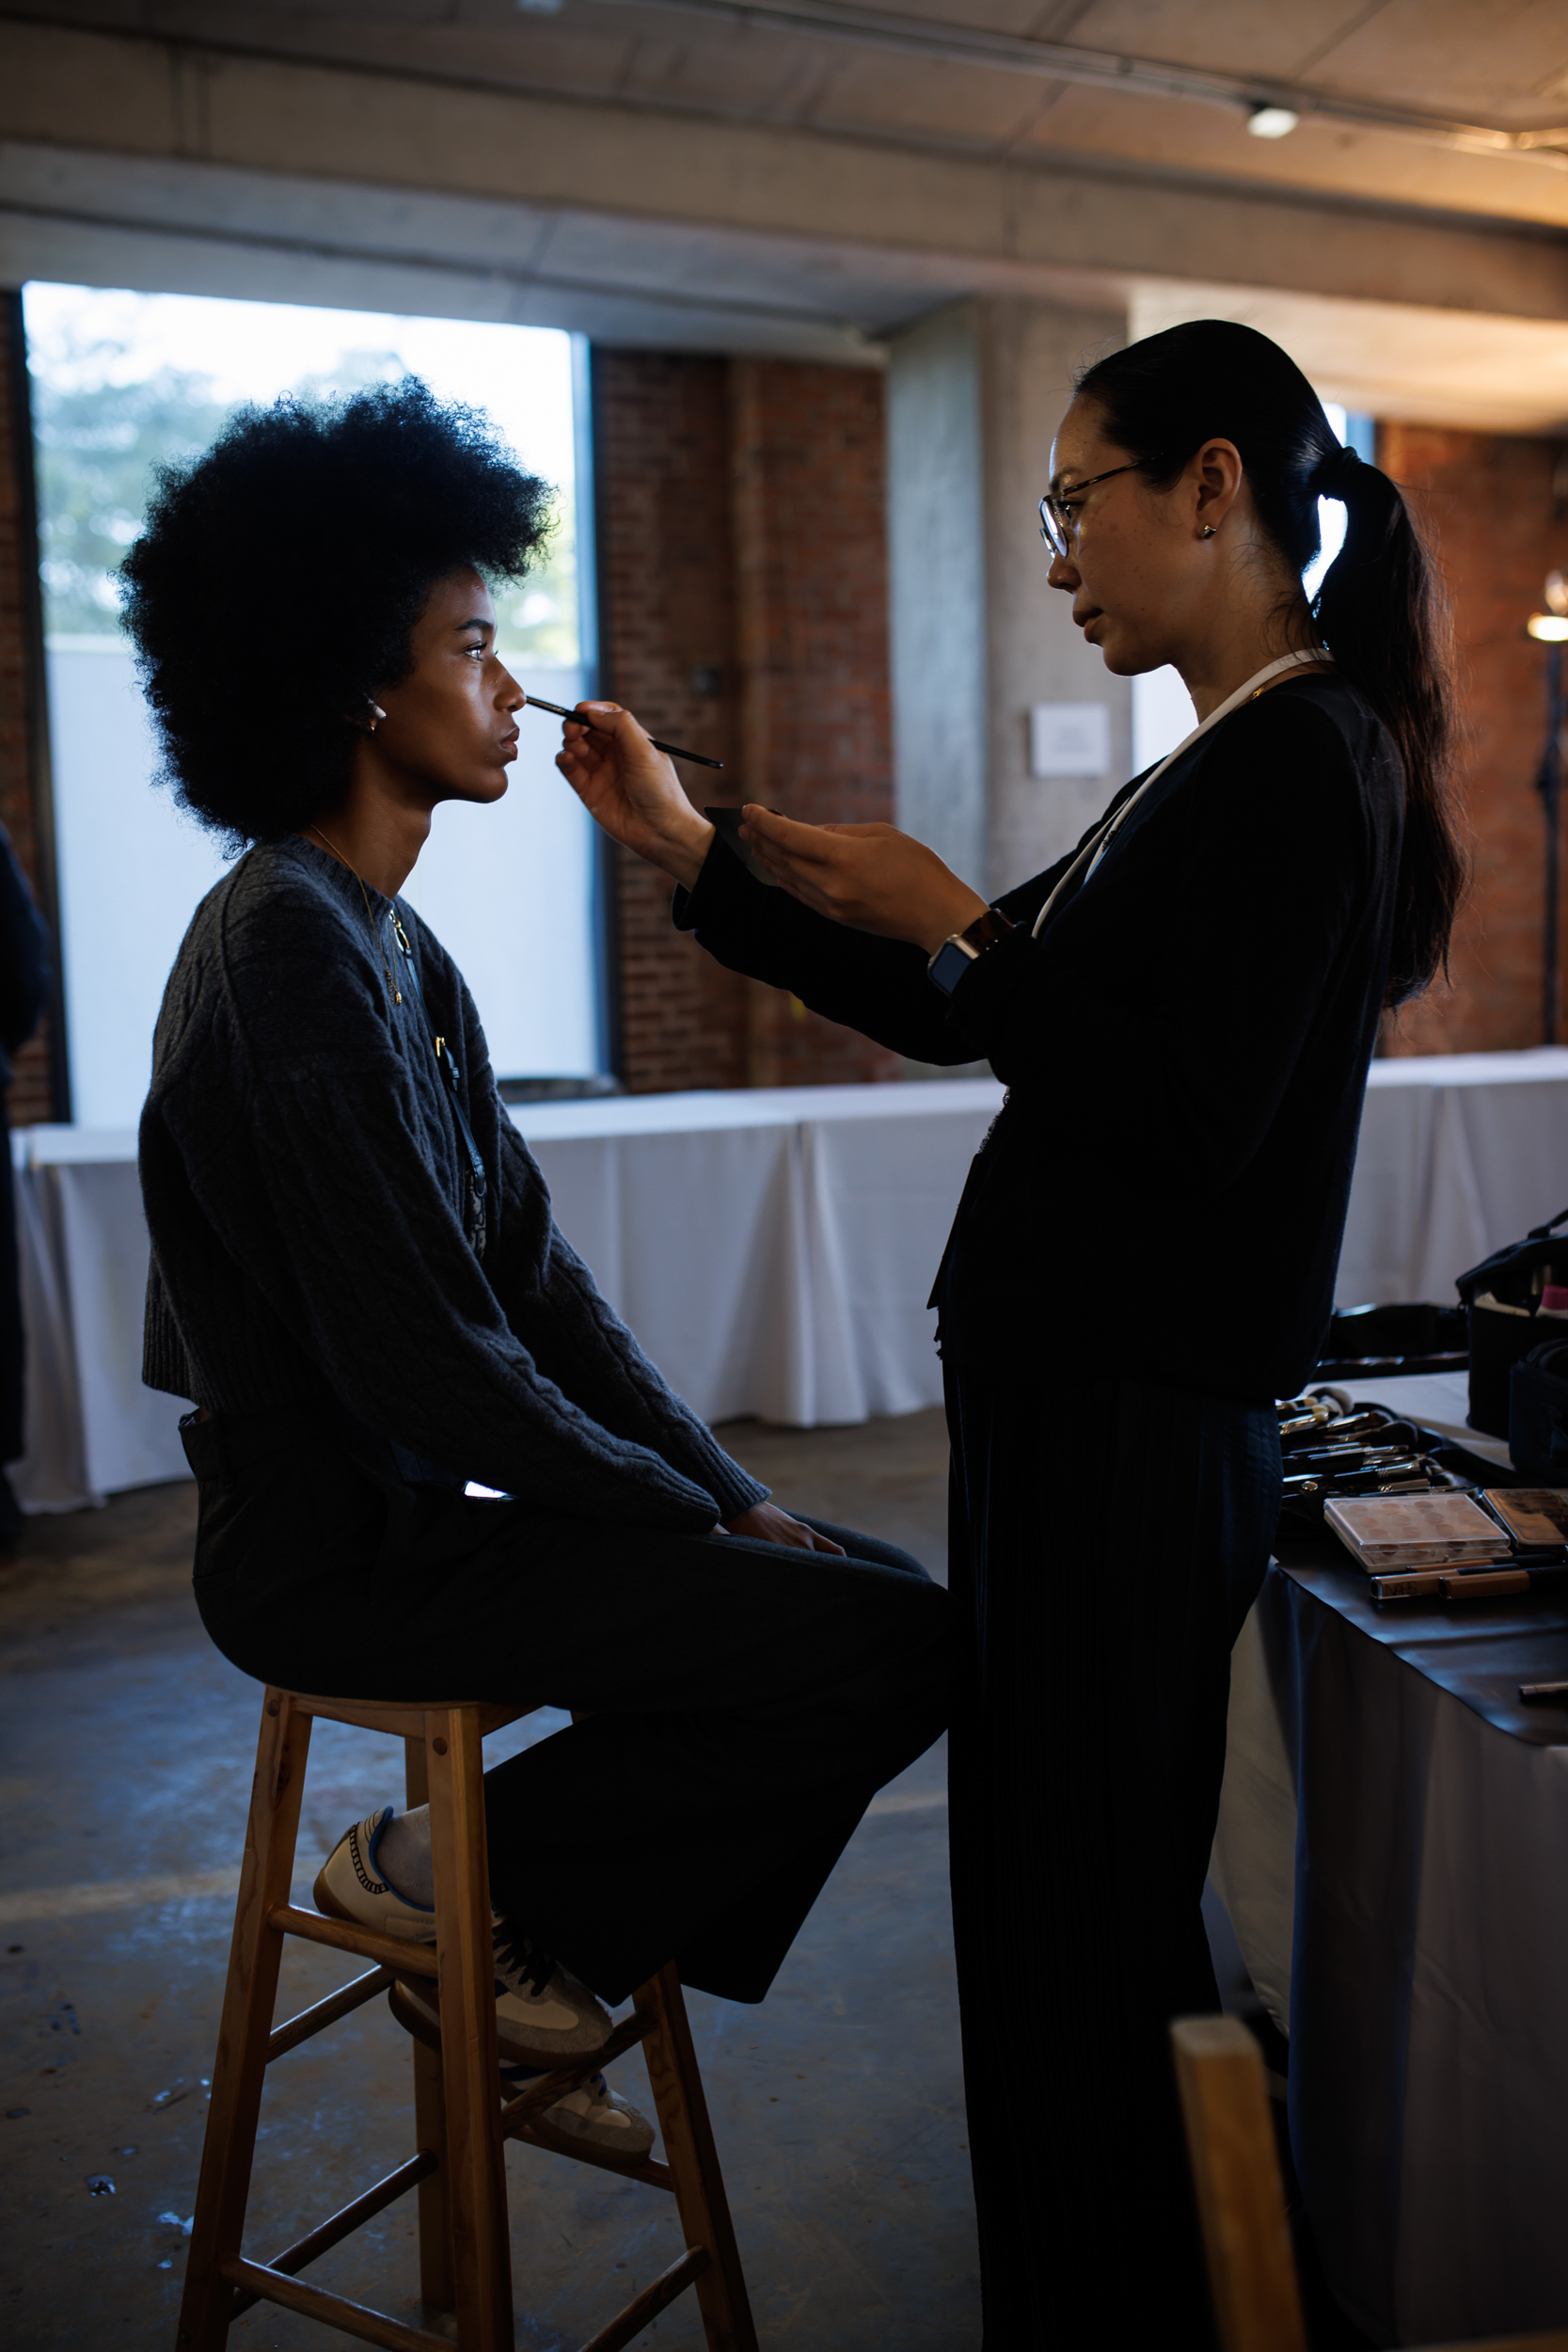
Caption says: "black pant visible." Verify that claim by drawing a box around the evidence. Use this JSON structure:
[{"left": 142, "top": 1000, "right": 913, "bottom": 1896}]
[
  {"left": 944, "top": 1362, "right": 1280, "bottom": 2352},
  {"left": 182, "top": 1408, "right": 948, "bottom": 2007},
  {"left": 0, "top": 1099, "right": 24, "bottom": 1465}
]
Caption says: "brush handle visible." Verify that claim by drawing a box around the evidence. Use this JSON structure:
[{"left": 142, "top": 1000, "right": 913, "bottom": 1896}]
[{"left": 524, "top": 695, "right": 723, "bottom": 770}]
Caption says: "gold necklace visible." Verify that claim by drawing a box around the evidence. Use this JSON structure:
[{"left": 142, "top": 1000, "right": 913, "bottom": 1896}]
[{"left": 306, "top": 824, "right": 402, "bottom": 1005}]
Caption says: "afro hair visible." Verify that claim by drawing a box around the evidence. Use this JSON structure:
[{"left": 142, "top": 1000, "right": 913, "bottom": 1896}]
[{"left": 119, "top": 376, "right": 552, "bottom": 846}]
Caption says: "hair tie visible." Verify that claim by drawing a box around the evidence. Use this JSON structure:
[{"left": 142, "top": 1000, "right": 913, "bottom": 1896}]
[{"left": 1311, "top": 443, "right": 1363, "bottom": 501}]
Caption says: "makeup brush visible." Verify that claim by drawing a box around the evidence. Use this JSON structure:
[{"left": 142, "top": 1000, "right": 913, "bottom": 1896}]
[{"left": 524, "top": 694, "right": 723, "bottom": 770}]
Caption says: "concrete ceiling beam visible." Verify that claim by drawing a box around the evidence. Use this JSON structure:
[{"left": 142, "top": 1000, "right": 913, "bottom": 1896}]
[{"left": 1, "top": 17, "right": 1565, "bottom": 334}]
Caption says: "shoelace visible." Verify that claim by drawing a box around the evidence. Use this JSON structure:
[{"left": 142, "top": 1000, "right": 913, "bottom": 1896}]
[{"left": 492, "top": 1915, "right": 555, "bottom": 2000}]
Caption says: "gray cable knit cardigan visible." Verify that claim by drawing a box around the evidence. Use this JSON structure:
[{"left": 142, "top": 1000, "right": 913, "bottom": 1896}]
[{"left": 139, "top": 835, "right": 768, "bottom": 1532}]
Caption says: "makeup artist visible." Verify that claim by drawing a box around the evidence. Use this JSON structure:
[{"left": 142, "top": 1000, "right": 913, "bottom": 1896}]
[{"left": 558, "top": 321, "right": 1465, "bottom": 2348}]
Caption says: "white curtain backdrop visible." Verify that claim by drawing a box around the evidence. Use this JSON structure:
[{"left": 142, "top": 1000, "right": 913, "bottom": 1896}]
[{"left": 14, "top": 1048, "right": 1568, "bottom": 1514}]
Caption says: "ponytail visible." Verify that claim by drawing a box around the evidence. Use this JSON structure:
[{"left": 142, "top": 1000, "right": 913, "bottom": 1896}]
[
  {"left": 1307, "top": 443, "right": 1465, "bottom": 1004},
  {"left": 1075, "top": 322, "right": 1465, "bottom": 1005}
]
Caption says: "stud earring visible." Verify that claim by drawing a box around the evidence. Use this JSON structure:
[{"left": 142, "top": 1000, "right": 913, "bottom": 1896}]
[{"left": 1200, "top": 525, "right": 1217, "bottom": 539}]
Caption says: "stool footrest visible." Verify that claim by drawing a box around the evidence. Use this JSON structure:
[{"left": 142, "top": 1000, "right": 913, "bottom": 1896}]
[
  {"left": 228, "top": 2151, "right": 437, "bottom": 2317},
  {"left": 270, "top": 1904, "right": 439, "bottom": 1979},
  {"left": 506, "top": 2117, "right": 674, "bottom": 2192},
  {"left": 268, "top": 1965, "right": 395, "bottom": 2065},
  {"left": 219, "top": 2256, "right": 451, "bottom": 2352},
  {"left": 578, "top": 2246, "right": 711, "bottom": 2352}
]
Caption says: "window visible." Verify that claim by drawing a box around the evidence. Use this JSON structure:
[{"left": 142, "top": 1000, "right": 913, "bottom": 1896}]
[{"left": 24, "top": 282, "right": 605, "bottom": 1128}]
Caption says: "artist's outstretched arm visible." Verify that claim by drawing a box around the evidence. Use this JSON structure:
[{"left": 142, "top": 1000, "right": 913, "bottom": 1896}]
[
  {"left": 554, "top": 699, "right": 996, "bottom": 1063},
  {"left": 553, "top": 700, "right": 987, "bottom": 949}
]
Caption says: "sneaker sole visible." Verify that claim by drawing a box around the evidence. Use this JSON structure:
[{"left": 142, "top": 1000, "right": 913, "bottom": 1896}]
[{"left": 386, "top": 1975, "right": 613, "bottom": 2079}]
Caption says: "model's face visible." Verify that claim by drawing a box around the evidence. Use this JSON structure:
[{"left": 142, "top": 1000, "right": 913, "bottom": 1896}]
[
  {"left": 373, "top": 567, "right": 523, "bottom": 806},
  {"left": 1044, "top": 397, "right": 1243, "bottom": 677}
]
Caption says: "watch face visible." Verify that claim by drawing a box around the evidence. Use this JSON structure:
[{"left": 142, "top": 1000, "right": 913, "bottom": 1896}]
[{"left": 928, "top": 937, "right": 974, "bottom": 997}]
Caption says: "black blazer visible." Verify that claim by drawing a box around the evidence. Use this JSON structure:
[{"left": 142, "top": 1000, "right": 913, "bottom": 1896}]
[{"left": 675, "top": 671, "right": 1404, "bottom": 1401}]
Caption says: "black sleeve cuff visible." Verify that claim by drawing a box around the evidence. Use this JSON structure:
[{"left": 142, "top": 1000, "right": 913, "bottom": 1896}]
[
  {"left": 673, "top": 831, "right": 758, "bottom": 933},
  {"left": 939, "top": 921, "right": 1036, "bottom": 1044}
]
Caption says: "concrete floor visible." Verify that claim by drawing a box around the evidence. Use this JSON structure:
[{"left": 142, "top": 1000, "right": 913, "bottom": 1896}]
[{"left": 0, "top": 1410, "right": 977, "bottom": 2351}]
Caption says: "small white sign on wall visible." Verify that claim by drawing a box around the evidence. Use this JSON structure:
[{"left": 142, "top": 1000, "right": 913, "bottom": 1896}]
[{"left": 1029, "top": 702, "right": 1110, "bottom": 779}]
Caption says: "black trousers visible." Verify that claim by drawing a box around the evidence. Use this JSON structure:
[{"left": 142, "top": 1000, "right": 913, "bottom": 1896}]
[
  {"left": 182, "top": 1408, "right": 948, "bottom": 2007},
  {"left": 944, "top": 1362, "right": 1281, "bottom": 2352},
  {"left": 0, "top": 1099, "right": 24, "bottom": 1465}
]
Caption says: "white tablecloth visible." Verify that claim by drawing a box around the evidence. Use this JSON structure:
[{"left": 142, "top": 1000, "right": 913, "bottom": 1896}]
[
  {"left": 1336, "top": 1047, "right": 1568, "bottom": 1306},
  {"left": 9, "top": 1081, "right": 1004, "bottom": 1512},
  {"left": 15, "top": 1046, "right": 1568, "bottom": 1512}
]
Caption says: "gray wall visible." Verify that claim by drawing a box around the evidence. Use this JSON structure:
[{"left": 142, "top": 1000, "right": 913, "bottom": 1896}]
[
  {"left": 887, "top": 295, "right": 1130, "bottom": 902},
  {"left": 885, "top": 303, "right": 989, "bottom": 889}
]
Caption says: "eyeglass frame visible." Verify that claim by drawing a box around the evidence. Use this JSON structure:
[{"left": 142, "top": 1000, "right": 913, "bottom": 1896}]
[{"left": 1038, "top": 464, "right": 1144, "bottom": 560}]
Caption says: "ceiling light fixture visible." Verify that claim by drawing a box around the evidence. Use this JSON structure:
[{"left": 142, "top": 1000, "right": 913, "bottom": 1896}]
[
  {"left": 595, "top": 0, "right": 1568, "bottom": 170},
  {"left": 1248, "top": 105, "right": 1300, "bottom": 140}
]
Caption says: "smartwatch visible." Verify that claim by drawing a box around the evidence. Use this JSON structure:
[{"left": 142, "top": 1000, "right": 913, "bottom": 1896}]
[{"left": 927, "top": 905, "right": 1015, "bottom": 997}]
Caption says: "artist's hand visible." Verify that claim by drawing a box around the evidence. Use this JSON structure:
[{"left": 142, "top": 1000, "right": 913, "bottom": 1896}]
[
  {"left": 738, "top": 808, "right": 988, "bottom": 954},
  {"left": 553, "top": 701, "right": 714, "bottom": 888},
  {"left": 722, "top": 1502, "right": 847, "bottom": 1555}
]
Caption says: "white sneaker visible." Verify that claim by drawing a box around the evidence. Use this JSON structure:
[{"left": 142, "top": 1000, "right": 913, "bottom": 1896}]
[
  {"left": 487, "top": 1915, "right": 612, "bottom": 2066},
  {"left": 388, "top": 1980, "right": 652, "bottom": 2158},
  {"left": 316, "top": 1809, "right": 611, "bottom": 2068},
  {"left": 314, "top": 1808, "right": 436, "bottom": 1942},
  {"left": 532, "top": 2070, "right": 656, "bottom": 2162}
]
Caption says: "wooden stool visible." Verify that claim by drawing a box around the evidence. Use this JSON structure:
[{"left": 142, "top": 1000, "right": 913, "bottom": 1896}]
[
  {"left": 177, "top": 1686, "right": 758, "bottom": 2352},
  {"left": 1172, "top": 2014, "right": 1568, "bottom": 2352}
]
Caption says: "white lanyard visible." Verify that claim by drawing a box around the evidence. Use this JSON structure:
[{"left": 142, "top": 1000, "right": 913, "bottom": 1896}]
[{"left": 1029, "top": 647, "right": 1333, "bottom": 940}]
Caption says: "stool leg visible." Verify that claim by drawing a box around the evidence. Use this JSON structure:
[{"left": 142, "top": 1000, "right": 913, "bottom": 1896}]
[
  {"left": 176, "top": 1690, "right": 312, "bottom": 2352},
  {"left": 404, "top": 1732, "right": 456, "bottom": 2320},
  {"left": 637, "top": 1964, "right": 758, "bottom": 2352},
  {"left": 425, "top": 1705, "right": 513, "bottom": 2350}
]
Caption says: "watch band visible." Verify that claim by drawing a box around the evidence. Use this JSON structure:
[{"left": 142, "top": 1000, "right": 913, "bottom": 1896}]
[{"left": 927, "top": 905, "right": 1015, "bottom": 997}]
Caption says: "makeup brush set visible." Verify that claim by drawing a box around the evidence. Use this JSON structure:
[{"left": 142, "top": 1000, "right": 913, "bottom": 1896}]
[
  {"left": 1277, "top": 1392, "right": 1568, "bottom": 1605},
  {"left": 1277, "top": 1393, "right": 1461, "bottom": 1514}
]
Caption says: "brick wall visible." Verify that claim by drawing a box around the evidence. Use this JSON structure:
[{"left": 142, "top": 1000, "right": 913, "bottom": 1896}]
[
  {"left": 729, "top": 359, "right": 898, "bottom": 1088},
  {"left": 1378, "top": 421, "right": 1568, "bottom": 1055},
  {"left": 0, "top": 297, "right": 55, "bottom": 1125},
  {"left": 593, "top": 347, "right": 896, "bottom": 1092},
  {"left": 591, "top": 351, "right": 749, "bottom": 1094}
]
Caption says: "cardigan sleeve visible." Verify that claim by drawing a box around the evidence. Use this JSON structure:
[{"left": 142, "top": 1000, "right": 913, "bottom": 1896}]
[{"left": 483, "top": 1117, "right": 769, "bottom": 1521}]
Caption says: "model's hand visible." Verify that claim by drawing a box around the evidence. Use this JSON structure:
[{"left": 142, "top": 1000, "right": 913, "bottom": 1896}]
[
  {"left": 738, "top": 807, "right": 988, "bottom": 954},
  {"left": 722, "top": 1502, "right": 847, "bottom": 1555},
  {"left": 553, "top": 701, "right": 714, "bottom": 888}
]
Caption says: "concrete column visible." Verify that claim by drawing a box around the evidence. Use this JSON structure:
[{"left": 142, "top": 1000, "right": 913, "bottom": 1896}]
[
  {"left": 884, "top": 303, "right": 988, "bottom": 891},
  {"left": 886, "top": 295, "right": 1131, "bottom": 900}
]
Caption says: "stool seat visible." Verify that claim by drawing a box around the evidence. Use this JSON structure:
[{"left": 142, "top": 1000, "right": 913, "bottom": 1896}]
[{"left": 176, "top": 1686, "right": 757, "bottom": 2352}]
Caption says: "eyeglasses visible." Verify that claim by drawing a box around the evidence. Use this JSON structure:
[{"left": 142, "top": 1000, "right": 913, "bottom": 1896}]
[{"left": 1038, "top": 464, "right": 1143, "bottom": 560}]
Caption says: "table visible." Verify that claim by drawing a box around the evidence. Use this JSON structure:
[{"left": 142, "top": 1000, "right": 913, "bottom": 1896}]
[
  {"left": 14, "top": 1046, "right": 1568, "bottom": 1515},
  {"left": 9, "top": 1080, "right": 1005, "bottom": 1512},
  {"left": 1211, "top": 1381, "right": 1568, "bottom": 2344}
]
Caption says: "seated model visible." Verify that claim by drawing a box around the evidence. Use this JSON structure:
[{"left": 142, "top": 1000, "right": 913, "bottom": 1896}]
[{"left": 125, "top": 381, "right": 947, "bottom": 2156}]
